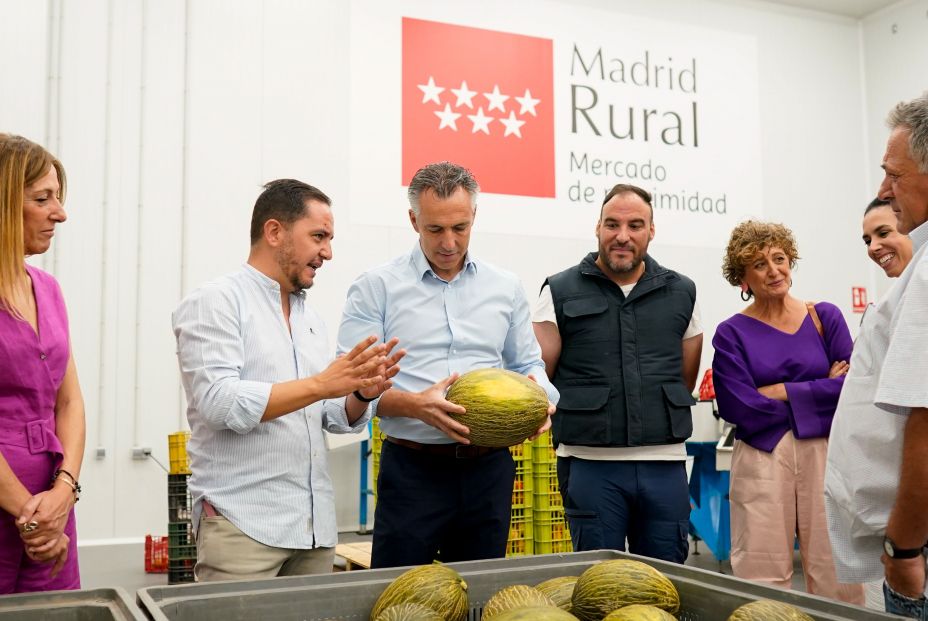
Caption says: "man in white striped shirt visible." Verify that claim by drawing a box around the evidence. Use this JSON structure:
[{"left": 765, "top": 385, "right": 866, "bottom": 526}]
[{"left": 173, "top": 179, "right": 403, "bottom": 582}]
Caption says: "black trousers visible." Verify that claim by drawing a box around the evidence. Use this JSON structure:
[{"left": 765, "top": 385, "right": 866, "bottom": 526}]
[{"left": 371, "top": 441, "right": 515, "bottom": 568}]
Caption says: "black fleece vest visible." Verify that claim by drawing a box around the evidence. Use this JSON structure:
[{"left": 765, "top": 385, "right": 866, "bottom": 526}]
[{"left": 546, "top": 253, "right": 696, "bottom": 447}]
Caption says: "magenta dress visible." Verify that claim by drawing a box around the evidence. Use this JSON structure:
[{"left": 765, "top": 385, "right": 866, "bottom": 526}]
[{"left": 0, "top": 264, "right": 79, "bottom": 593}]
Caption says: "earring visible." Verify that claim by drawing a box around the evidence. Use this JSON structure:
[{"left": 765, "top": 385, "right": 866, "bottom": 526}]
[{"left": 740, "top": 289, "right": 752, "bottom": 302}]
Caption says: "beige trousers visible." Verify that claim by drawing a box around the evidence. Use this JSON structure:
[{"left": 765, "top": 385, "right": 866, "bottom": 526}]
[
  {"left": 730, "top": 432, "right": 864, "bottom": 605},
  {"left": 195, "top": 515, "right": 335, "bottom": 582}
]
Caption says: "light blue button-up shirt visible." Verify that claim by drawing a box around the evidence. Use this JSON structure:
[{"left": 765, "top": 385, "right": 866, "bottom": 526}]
[
  {"left": 337, "top": 244, "right": 558, "bottom": 444},
  {"left": 172, "top": 264, "right": 370, "bottom": 549}
]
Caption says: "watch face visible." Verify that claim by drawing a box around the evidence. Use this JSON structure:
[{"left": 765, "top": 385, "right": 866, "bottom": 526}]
[{"left": 884, "top": 538, "right": 895, "bottom": 557}]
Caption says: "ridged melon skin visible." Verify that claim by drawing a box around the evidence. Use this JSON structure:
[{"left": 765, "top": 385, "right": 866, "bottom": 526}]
[
  {"left": 445, "top": 369, "right": 549, "bottom": 447},
  {"left": 571, "top": 560, "right": 680, "bottom": 621},
  {"left": 489, "top": 606, "right": 580, "bottom": 621},
  {"left": 482, "top": 584, "right": 557, "bottom": 619},
  {"left": 603, "top": 604, "right": 677, "bottom": 620},
  {"left": 369, "top": 564, "right": 468, "bottom": 621},
  {"left": 373, "top": 602, "right": 444, "bottom": 621},
  {"left": 535, "top": 576, "right": 579, "bottom": 611},
  {"left": 726, "top": 600, "right": 814, "bottom": 621}
]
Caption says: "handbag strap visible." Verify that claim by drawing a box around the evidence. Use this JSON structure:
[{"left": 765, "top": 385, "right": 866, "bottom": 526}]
[{"left": 806, "top": 301, "right": 824, "bottom": 340}]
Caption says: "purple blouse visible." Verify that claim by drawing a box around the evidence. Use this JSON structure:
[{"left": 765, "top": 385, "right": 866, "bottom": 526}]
[
  {"left": 0, "top": 265, "right": 69, "bottom": 461},
  {"left": 711, "top": 302, "right": 852, "bottom": 452}
]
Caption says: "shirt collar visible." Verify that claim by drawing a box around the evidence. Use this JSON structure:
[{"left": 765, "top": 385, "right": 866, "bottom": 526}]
[
  {"left": 242, "top": 263, "right": 305, "bottom": 298},
  {"left": 409, "top": 243, "right": 477, "bottom": 282},
  {"left": 909, "top": 220, "right": 928, "bottom": 253}
]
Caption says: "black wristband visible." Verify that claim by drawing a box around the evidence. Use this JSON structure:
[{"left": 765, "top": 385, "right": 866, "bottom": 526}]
[{"left": 352, "top": 390, "right": 377, "bottom": 403}]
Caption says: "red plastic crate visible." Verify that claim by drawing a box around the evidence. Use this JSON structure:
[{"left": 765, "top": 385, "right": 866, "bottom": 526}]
[{"left": 145, "top": 535, "right": 169, "bottom": 573}]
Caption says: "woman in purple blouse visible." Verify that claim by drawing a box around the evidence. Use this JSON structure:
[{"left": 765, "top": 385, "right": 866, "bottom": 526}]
[
  {"left": 0, "top": 134, "right": 85, "bottom": 593},
  {"left": 712, "top": 221, "right": 863, "bottom": 605}
]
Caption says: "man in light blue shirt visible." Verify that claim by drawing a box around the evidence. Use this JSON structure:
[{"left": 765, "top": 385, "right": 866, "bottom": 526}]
[
  {"left": 337, "top": 162, "right": 558, "bottom": 568},
  {"left": 173, "top": 179, "right": 402, "bottom": 581}
]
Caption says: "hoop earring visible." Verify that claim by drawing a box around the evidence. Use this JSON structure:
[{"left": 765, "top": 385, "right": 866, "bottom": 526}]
[{"left": 740, "top": 290, "right": 752, "bottom": 302}]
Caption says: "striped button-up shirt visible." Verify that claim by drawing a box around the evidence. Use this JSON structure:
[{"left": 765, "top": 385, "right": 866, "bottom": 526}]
[
  {"left": 825, "top": 221, "right": 928, "bottom": 582},
  {"left": 336, "top": 244, "right": 558, "bottom": 444},
  {"left": 172, "top": 264, "right": 369, "bottom": 549}
]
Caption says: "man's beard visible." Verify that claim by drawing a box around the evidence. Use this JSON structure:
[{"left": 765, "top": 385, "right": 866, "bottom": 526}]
[
  {"left": 601, "top": 245, "right": 643, "bottom": 275},
  {"left": 276, "top": 243, "right": 312, "bottom": 292}
]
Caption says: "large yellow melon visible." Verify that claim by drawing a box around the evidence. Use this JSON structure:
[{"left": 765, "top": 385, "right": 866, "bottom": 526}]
[
  {"left": 571, "top": 560, "right": 680, "bottom": 621},
  {"left": 445, "top": 369, "right": 548, "bottom": 447}
]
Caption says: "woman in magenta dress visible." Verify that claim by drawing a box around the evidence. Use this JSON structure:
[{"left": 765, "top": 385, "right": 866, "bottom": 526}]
[
  {"left": 0, "top": 134, "right": 85, "bottom": 593},
  {"left": 711, "top": 221, "right": 863, "bottom": 604}
]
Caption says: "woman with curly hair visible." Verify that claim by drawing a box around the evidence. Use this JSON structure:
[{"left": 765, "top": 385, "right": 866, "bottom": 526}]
[
  {"left": 0, "top": 134, "right": 84, "bottom": 593},
  {"left": 711, "top": 220, "right": 863, "bottom": 604}
]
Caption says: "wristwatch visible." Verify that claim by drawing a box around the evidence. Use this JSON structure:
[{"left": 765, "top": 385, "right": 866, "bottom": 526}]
[{"left": 883, "top": 536, "right": 927, "bottom": 559}]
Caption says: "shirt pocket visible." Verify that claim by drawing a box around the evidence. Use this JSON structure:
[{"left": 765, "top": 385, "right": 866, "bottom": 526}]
[
  {"left": 661, "top": 382, "right": 696, "bottom": 440},
  {"left": 560, "top": 296, "right": 609, "bottom": 344},
  {"left": 554, "top": 384, "right": 611, "bottom": 444}
]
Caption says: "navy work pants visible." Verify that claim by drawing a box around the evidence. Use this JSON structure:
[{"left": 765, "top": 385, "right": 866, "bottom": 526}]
[
  {"left": 371, "top": 441, "right": 515, "bottom": 568},
  {"left": 558, "top": 457, "right": 690, "bottom": 563}
]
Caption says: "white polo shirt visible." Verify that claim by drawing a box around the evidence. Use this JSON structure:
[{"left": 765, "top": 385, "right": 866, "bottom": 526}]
[{"left": 825, "top": 220, "right": 928, "bottom": 583}]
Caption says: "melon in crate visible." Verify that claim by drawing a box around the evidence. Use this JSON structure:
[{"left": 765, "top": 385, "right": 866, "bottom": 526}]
[
  {"left": 369, "top": 563, "right": 468, "bottom": 621},
  {"left": 727, "top": 600, "right": 814, "bottom": 621},
  {"left": 535, "top": 576, "right": 578, "bottom": 611},
  {"left": 482, "top": 584, "right": 556, "bottom": 619},
  {"left": 571, "top": 560, "right": 680, "bottom": 621}
]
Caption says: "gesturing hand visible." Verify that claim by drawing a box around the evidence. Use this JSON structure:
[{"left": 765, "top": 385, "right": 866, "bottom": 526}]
[
  {"left": 357, "top": 337, "right": 406, "bottom": 400},
  {"left": 414, "top": 374, "right": 471, "bottom": 444},
  {"left": 314, "top": 335, "right": 387, "bottom": 399}
]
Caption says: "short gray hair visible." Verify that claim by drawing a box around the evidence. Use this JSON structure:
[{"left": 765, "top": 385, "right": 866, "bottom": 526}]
[
  {"left": 407, "top": 161, "right": 479, "bottom": 214},
  {"left": 887, "top": 92, "right": 928, "bottom": 173}
]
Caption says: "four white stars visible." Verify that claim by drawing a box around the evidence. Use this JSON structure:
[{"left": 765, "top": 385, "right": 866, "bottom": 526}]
[{"left": 416, "top": 76, "right": 539, "bottom": 138}]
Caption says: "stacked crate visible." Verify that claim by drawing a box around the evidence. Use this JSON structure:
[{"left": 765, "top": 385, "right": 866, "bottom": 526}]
[
  {"left": 167, "top": 431, "right": 196, "bottom": 584},
  {"left": 368, "top": 420, "right": 535, "bottom": 556},
  {"left": 506, "top": 439, "right": 534, "bottom": 556},
  {"left": 532, "top": 431, "right": 572, "bottom": 554},
  {"left": 371, "top": 417, "right": 384, "bottom": 501}
]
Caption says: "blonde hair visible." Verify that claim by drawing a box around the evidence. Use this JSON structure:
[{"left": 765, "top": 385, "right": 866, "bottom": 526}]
[
  {"left": 0, "top": 134, "right": 67, "bottom": 314},
  {"left": 722, "top": 220, "right": 799, "bottom": 288}
]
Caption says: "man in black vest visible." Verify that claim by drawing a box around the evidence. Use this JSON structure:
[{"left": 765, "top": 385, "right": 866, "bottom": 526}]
[{"left": 532, "top": 183, "right": 702, "bottom": 563}]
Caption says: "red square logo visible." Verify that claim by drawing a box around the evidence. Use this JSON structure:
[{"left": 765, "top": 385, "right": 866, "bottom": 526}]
[{"left": 402, "top": 18, "right": 555, "bottom": 198}]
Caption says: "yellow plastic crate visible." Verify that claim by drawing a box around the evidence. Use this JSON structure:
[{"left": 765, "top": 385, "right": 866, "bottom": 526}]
[
  {"left": 510, "top": 439, "right": 534, "bottom": 510},
  {"left": 532, "top": 431, "right": 556, "bottom": 463},
  {"left": 506, "top": 506, "right": 533, "bottom": 557},
  {"left": 534, "top": 511, "right": 572, "bottom": 554},
  {"left": 168, "top": 431, "right": 191, "bottom": 475}
]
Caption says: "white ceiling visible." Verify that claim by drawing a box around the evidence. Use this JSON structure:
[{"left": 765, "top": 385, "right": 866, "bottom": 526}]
[{"left": 761, "top": 0, "right": 900, "bottom": 18}]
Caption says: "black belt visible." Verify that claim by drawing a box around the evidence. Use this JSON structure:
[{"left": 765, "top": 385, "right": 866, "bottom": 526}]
[{"left": 385, "top": 436, "right": 503, "bottom": 459}]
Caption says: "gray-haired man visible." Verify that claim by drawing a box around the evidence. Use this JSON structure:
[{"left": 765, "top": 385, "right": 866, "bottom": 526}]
[
  {"left": 825, "top": 92, "right": 928, "bottom": 617},
  {"left": 336, "top": 161, "right": 557, "bottom": 568}
]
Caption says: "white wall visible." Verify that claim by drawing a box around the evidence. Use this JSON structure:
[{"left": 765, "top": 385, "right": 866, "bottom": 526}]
[
  {"left": 861, "top": 0, "right": 928, "bottom": 300},
  {"left": 0, "top": 0, "right": 907, "bottom": 545}
]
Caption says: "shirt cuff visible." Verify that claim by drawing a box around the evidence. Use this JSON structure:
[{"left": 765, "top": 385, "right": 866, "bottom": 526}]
[
  {"left": 783, "top": 382, "right": 828, "bottom": 439},
  {"left": 323, "top": 396, "right": 375, "bottom": 433},
  {"left": 227, "top": 380, "right": 272, "bottom": 434}
]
